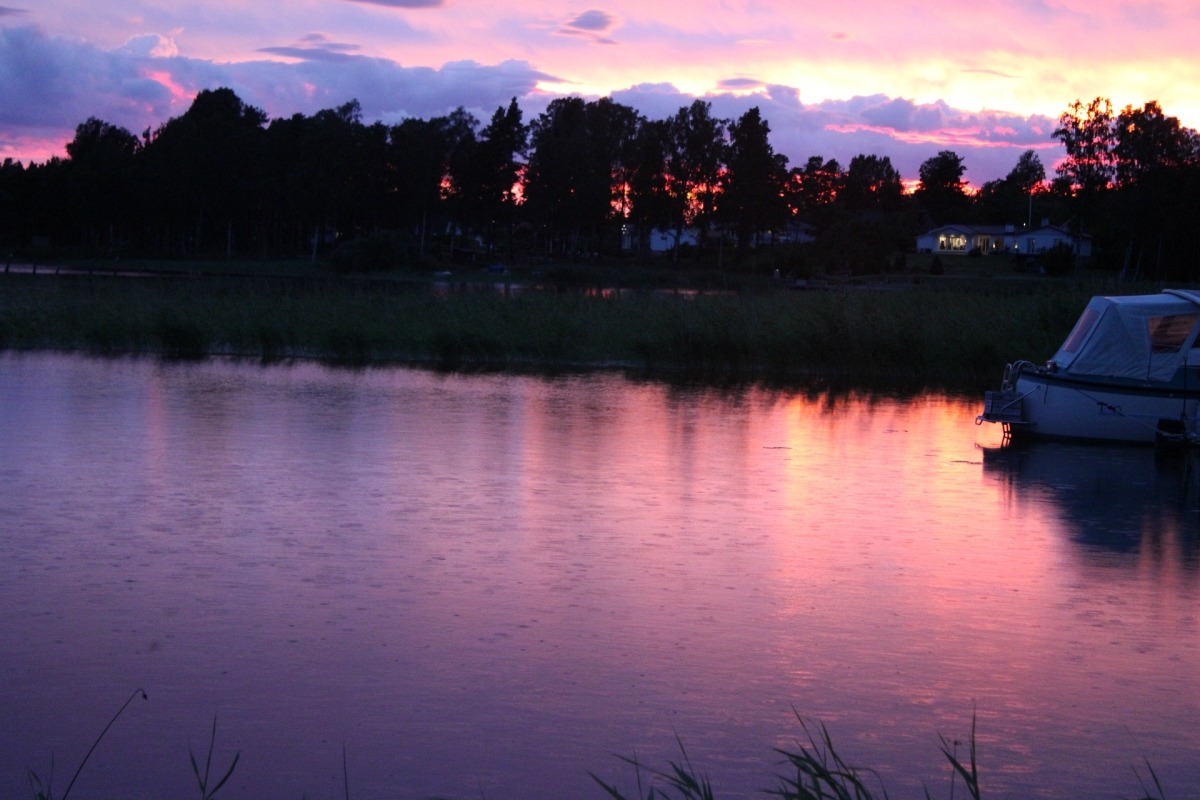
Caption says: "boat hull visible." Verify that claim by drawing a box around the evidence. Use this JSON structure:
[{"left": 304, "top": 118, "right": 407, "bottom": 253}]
[
  {"left": 998, "top": 368, "right": 1200, "bottom": 444},
  {"left": 978, "top": 289, "right": 1200, "bottom": 445}
]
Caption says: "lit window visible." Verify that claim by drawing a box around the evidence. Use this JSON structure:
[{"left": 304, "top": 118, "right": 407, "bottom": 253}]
[{"left": 1149, "top": 314, "right": 1199, "bottom": 353}]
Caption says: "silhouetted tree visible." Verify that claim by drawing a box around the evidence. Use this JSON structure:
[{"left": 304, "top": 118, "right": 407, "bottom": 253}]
[
  {"left": 1113, "top": 101, "right": 1200, "bottom": 187},
  {"left": 915, "top": 150, "right": 969, "bottom": 224},
  {"left": 524, "top": 97, "right": 640, "bottom": 255},
  {"left": 15, "top": 85, "right": 1200, "bottom": 282},
  {"left": 785, "top": 156, "right": 842, "bottom": 234},
  {"left": 808, "top": 154, "right": 913, "bottom": 275},
  {"left": 663, "top": 100, "right": 726, "bottom": 260},
  {"left": 143, "top": 88, "right": 268, "bottom": 256},
  {"left": 261, "top": 112, "right": 320, "bottom": 257},
  {"left": 1006, "top": 149, "right": 1048, "bottom": 195},
  {"left": 63, "top": 117, "right": 141, "bottom": 251},
  {"left": 1053, "top": 97, "right": 1116, "bottom": 195},
  {"left": 0, "top": 158, "right": 26, "bottom": 249},
  {"left": 1051, "top": 97, "right": 1121, "bottom": 262},
  {"left": 448, "top": 98, "right": 527, "bottom": 256},
  {"left": 718, "top": 106, "right": 789, "bottom": 253},
  {"left": 1110, "top": 102, "right": 1200, "bottom": 278},
  {"left": 389, "top": 109, "right": 475, "bottom": 256},
  {"left": 625, "top": 118, "right": 673, "bottom": 253},
  {"left": 258, "top": 101, "right": 384, "bottom": 259},
  {"left": 592, "top": 98, "right": 645, "bottom": 228},
  {"left": 976, "top": 149, "right": 1048, "bottom": 225},
  {"left": 840, "top": 154, "right": 904, "bottom": 213},
  {"left": 524, "top": 97, "right": 592, "bottom": 253}
]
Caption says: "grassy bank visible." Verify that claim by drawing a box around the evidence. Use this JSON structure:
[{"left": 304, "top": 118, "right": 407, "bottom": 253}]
[{"left": 0, "top": 268, "right": 1118, "bottom": 389}]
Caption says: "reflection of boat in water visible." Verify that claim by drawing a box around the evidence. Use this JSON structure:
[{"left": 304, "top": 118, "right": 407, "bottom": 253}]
[
  {"left": 978, "top": 289, "right": 1200, "bottom": 444},
  {"left": 982, "top": 442, "right": 1200, "bottom": 555}
]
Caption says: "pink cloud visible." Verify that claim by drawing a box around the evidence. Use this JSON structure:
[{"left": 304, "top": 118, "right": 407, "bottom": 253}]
[
  {"left": 340, "top": 0, "right": 445, "bottom": 7},
  {"left": 143, "top": 70, "right": 191, "bottom": 103}
]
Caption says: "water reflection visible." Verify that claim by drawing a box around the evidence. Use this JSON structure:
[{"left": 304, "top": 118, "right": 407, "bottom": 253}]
[
  {"left": 982, "top": 443, "right": 1200, "bottom": 565},
  {"left": 1, "top": 353, "right": 1197, "bottom": 800}
]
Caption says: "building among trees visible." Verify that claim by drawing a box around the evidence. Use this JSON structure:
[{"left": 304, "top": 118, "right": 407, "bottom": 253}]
[{"left": 915, "top": 223, "right": 1091, "bottom": 259}]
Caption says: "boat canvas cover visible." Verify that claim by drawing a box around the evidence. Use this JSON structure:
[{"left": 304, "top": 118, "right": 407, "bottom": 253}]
[{"left": 1051, "top": 291, "right": 1200, "bottom": 381}]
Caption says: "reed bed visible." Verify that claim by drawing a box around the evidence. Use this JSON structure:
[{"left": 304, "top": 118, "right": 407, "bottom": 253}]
[{"left": 0, "top": 272, "right": 1101, "bottom": 389}]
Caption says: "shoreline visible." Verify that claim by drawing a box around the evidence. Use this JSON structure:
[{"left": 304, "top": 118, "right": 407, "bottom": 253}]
[{"left": 0, "top": 267, "right": 1129, "bottom": 392}]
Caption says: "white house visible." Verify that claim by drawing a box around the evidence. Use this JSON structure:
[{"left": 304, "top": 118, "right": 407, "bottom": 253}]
[
  {"left": 916, "top": 223, "right": 1092, "bottom": 259},
  {"left": 1016, "top": 224, "right": 1092, "bottom": 258},
  {"left": 620, "top": 225, "right": 701, "bottom": 253}
]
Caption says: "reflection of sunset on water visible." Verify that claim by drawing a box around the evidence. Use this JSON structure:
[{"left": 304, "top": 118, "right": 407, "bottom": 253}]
[{"left": 1, "top": 356, "right": 1196, "bottom": 800}]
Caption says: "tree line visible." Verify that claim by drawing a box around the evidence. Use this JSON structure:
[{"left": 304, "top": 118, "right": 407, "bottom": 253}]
[{"left": 1, "top": 88, "right": 1198, "bottom": 278}]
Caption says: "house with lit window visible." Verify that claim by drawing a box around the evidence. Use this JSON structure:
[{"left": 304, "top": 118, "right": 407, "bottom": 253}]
[{"left": 916, "top": 223, "right": 1091, "bottom": 259}]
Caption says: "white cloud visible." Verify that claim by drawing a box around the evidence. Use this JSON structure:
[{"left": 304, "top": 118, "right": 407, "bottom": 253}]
[{"left": 117, "top": 33, "right": 178, "bottom": 58}]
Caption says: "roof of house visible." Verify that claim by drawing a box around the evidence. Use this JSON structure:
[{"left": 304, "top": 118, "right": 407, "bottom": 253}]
[{"left": 918, "top": 223, "right": 1091, "bottom": 239}]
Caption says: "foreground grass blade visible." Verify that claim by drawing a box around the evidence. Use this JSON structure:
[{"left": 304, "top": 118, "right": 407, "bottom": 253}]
[
  {"left": 1132, "top": 756, "right": 1167, "bottom": 800},
  {"left": 591, "top": 740, "right": 715, "bottom": 800},
  {"left": 189, "top": 715, "right": 240, "bottom": 800},
  {"left": 27, "top": 757, "right": 54, "bottom": 800},
  {"left": 59, "top": 688, "right": 148, "bottom": 800},
  {"left": 936, "top": 711, "right": 980, "bottom": 800},
  {"left": 770, "top": 714, "right": 887, "bottom": 800}
]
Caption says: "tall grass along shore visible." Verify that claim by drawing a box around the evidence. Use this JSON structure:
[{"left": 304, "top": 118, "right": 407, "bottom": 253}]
[{"left": 0, "top": 266, "right": 1127, "bottom": 390}]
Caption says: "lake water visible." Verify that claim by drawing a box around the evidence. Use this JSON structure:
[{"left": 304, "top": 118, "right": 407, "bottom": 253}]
[{"left": 1, "top": 352, "right": 1197, "bottom": 800}]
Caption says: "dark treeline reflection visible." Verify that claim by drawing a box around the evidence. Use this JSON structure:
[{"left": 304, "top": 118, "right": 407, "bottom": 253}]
[{"left": 2, "top": 90, "right": 1200, "bottom": 279}]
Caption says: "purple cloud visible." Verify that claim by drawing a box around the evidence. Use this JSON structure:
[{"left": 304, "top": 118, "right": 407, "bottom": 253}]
[
  {"left": 0, "top": 26, "right": 165, "bottom": 129},
  {"left": 718, "top": 78, "right": 762, "bottom": 90},
  {"left": 258, "top": 46, "right": 357, "bottom": 62},
  {"left": 858, "top": 97, "right": 948, "bottom": 132},
  {"left": 611, "top": 82, "right": 1061, "bottom": 184},
  {"left": 0, "top": 24, "right": 550, "bottom": 160},
  {"left": 0, "top": 23, "right": 1062, "bottom": 184},
  {"left": 558, "top": 9, "right": 617, "bottom": 43},
  {"left": 566, "top": 10, "right": 614, "bottom": 32},
  {"left": 0, "top": 6, "right": 29, "bottom": 16},
  {"left": 259, "top": 35, "right": 362, "bottom": 62}
]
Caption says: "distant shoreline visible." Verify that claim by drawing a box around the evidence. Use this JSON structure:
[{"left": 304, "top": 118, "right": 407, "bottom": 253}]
[{"left": 0, "top": 263, "right": 1120, "bottom": 391}]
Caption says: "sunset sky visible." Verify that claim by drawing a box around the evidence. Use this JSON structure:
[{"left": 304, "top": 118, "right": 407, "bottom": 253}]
[{"left": 2, "top": 0, "right": 1198, "bottom": 186}]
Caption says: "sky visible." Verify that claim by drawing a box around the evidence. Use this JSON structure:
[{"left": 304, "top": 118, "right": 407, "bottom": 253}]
[{"left": 1, "top": 1, "right": 1199, "bottom": 187}]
